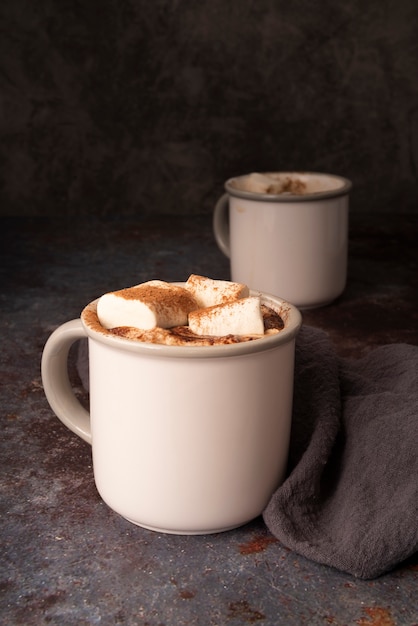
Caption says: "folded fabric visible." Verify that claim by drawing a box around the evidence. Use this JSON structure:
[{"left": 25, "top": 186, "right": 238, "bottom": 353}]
[{"left": 263, "top": 325, "right": 418, "bottom": 579}]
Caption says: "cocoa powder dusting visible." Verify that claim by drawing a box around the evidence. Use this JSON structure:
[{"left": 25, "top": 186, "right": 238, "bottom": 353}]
[
  {"left": 118, "top": 284, "right": 198, "bottom": 315},
  {"left": 279, "top": 177, "right": 307, "bottom": 194}
]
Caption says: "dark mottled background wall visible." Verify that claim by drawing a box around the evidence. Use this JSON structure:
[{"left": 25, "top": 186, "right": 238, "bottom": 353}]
[{"left": 1, "top": 0, "right": 417, "bottom": 217}]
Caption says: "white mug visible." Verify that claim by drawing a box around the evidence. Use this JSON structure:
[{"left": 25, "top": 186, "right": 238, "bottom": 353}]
[
  {"left": 213, "top": 172, "right": 352, "bottom": 309},
  {"left": 41, "top": 289, "right": 302, "bottom": 535}
]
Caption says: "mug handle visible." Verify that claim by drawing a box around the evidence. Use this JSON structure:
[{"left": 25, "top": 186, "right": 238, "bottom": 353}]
[
  {"left": 41, "top": 319, "right": 92, "bottom": 445},
  {"left": 213, "top": 193, "right": 231, "bottom": 258}
]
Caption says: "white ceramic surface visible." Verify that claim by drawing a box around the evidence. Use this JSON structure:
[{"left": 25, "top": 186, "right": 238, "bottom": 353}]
[
  {"left": 213, "top": 172, "right": 351, "bottom": 309},
  {"left": 41, "top": 290, "right": 302, "bottom": 535}
]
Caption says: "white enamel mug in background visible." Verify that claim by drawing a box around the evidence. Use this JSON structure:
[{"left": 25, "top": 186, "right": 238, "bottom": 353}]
[
  {"left": 41, "top": 289, "right": 302, "bottom": 535},
  {"left": 213, "top": 172, "right": 352, "bottom": 309}
]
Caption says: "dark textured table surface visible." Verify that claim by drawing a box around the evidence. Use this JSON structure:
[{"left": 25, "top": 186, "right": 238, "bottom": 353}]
[{"left": 1, "top": 214, "right": 418, "bottom": 626}]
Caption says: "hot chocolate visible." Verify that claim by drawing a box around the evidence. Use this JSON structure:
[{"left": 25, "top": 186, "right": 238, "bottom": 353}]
[
  {"left": 82, "top": 275, "right": 285, "bottom": 347},
  {"left": 231, "top": 172, "right": 348, "bottom": 196}
]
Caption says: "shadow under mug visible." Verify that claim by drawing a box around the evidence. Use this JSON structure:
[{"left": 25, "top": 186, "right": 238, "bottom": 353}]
[
  {"left": 41, "top": 289, "right": 302, "bottom": 535},
  {"left": 213, "top": 172, "right": 352, "bottom": 309}
]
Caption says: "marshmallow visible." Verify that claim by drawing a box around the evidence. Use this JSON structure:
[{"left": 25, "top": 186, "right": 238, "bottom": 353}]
[
  {"left": 188, "top": 297, "right": 264, "bottom": 337},
  {"left": 185, "top": 274, "right": 249, "bottom": 308},
  {"left": 240, "top": 172, "right": 284, "bottom": 194},
  {"left": 241, "top": 172, "right": 306, "bottom": 195},
  {"left": 97, "top": 280, "right": 199, "bottom": 330}
]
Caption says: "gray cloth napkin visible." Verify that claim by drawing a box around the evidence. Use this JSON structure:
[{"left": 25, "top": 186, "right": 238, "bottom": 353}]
[{"left": 263, "top": 325, "right": 418, "bottom": 579}]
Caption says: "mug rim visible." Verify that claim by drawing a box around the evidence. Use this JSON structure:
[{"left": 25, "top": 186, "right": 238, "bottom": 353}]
[
  {"left": 225, "top": 171, "right": 352, "bottom": 202},
  {"left": 81, "top": 289, "right": 302, "bottom": 359}
]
